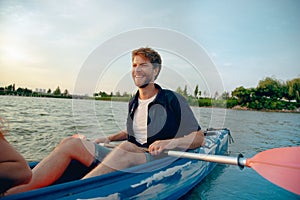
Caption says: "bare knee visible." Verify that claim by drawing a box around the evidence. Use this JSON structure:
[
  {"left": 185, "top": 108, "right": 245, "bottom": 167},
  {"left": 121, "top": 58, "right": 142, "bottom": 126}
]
[
  {"left": 118, "top": 141, "right": 140, "bottom": 152},
  {"left": 53, "top": 137, "right": 95, "bottom": 165},
  {"left": 59, "top": 136, "right": 76, "bottom": 145},
  {"left": 115, "top": 141, "right": 146, "bottom": 165},
  {"left": 55, "top": 137, "right": 83, "bottom": 154}
]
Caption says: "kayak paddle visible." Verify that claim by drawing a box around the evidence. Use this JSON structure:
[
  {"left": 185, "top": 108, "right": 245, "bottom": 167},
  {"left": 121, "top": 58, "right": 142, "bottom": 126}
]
[
  {"left": 100, "top": 142, "right": 300, "bottom": 195},
  {"left": 167, "top": 146, "right": 300, "bottom": 195}
]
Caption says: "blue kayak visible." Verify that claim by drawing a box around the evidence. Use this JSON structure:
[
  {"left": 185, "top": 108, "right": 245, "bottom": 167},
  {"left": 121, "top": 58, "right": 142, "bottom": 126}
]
[{"left": 4, "top": 128, "right": 230, "bottom": 200}]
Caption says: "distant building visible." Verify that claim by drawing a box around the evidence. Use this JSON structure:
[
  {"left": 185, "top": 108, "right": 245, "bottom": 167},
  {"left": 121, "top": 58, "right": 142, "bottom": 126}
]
[{"left": 35, "top": 88, "right": 46, "bottom": 93}]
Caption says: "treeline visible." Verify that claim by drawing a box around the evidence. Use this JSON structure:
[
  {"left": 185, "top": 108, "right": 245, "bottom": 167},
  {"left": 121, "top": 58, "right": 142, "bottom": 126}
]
[
  {"left": 0, "top": 84, "right": 72, "bottom": 98},
  {"left": 1, "top": 77, "right": 299, "bottom": 111},
  {"left": 93, "top": 91, "right": 132, "bottom": 101},
  {"left": 175, "top": 77, "right": 299, "bottom": 111},
  {"left": 93, "top": 77, "right": 299, "bottom": 111},
  {"left": 231, "top": 77, "right": 300, "bottom": 111},
  {"left": 175, "top": 85, "right": 238, "bottom": 108}
]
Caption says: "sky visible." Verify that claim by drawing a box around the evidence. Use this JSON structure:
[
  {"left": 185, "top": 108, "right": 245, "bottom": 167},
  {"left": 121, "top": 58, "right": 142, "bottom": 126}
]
[{"left": 0, "top": 0, "right": 299, "bottom": 96}]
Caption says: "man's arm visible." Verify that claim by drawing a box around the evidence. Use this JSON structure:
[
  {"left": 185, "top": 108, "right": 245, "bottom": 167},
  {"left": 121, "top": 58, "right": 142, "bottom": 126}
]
[
  {"left": 148, "top": 130, "right": 205, "bottom": 156},
  {"left": 93, "top": 130, "right": 128, "bottom": 144}
]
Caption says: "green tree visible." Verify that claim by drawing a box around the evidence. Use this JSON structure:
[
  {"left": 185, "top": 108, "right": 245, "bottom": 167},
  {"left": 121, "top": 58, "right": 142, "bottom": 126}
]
[
  {"left": 6, "top": 84, "right": 14, "bottom": 91},
  {"left": 176, "top": 85, "right": 188, "bottom": 98},
  {"left": 115, "top": 91, "right": 121, "bottom": 97},
  {"left": 285, "top": 78, "right": 300, "bottom": 103},
  {"left": 183, "top": 85, "right": 188, "bottom": 97},
  {"left": 16, "top": 88, "right": 24, "bottom": 95},
  {"left": 15, "top": 88, "right": 32, "bottom": 96},
  {"left": 176, "top": 86, "right": 183, "bottom": 95},
  {"left": 231, "top": 86, "right": 252, "bottom": 105},
  {"left": 122, "top": 91, "right": 130, "bottom": 97},
  {"left": 63, "top": 89, "right": 69, "bottom": 96},
  {"left": 194, "top": 85, "right": 199, "bottom": 99},
  {"left": 53, "top": 86, "right": 61, "bottom": 96},
  {"left": 214, "top": 91, "right": 219, "bottom": 99},
  {"left": 221, "top": 91, "right": 230, "bottom": 100},
  {"left": 256, "top": 77, "right": 283, "bottom": 100}
]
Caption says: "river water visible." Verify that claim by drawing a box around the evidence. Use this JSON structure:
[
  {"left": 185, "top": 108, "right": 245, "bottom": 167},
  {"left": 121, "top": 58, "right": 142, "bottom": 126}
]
[{"left": 0, "top": 96, "right": 299, "bottom": 199}]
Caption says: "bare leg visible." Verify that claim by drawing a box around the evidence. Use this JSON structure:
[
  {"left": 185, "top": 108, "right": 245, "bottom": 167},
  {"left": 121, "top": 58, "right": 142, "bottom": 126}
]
[
  {"left": 6, "top": 137, "right": 95, "bottom": 195},
  {"left": 83, "top": 141, "right": 146, "bottom": 178}
]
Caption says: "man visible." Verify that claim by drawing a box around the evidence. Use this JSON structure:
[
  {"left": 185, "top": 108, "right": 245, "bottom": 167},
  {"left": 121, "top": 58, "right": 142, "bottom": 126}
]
[{"left": 6, "top": 47, "right": 205, "bottom": 195}]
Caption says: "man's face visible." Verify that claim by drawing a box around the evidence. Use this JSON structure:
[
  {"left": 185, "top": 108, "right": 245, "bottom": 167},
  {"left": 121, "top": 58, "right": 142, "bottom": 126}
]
[{"left": 132, "top": 55, "right": 157, "bottom": 88}]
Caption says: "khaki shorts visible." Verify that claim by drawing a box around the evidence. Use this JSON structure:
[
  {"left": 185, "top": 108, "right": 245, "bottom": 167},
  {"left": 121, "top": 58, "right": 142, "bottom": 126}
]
[{"left": 91, "top": 143, "right": 156, "bottom": 168}]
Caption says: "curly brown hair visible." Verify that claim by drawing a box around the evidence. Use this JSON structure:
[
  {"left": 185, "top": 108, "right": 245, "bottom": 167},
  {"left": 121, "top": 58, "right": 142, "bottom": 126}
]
[{"left": 132, "top": 47, "right": 162, "bottom": 80}]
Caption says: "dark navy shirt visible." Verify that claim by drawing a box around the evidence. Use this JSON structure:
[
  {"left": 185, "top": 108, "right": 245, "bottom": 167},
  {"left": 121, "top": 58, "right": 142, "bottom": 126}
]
[{"left": 127, "top": 84, "right": 201, "bottom": 148}]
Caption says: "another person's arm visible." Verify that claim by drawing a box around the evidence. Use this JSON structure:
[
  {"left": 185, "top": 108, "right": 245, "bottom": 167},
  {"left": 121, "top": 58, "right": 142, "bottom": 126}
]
[
  {"left": 0, "top": 136, "right": 32, "bottom": 194},
  {"left": 93, "top": 130, "right": 128, "bottom": 144}
]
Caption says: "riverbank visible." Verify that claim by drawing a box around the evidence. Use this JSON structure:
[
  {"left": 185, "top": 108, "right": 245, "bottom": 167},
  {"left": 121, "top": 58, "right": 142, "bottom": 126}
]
[
  {"left": 1, "top": 94, "right": 299, "bottom": 113},
  {"left": 232, "top": 105, "right": 300, "bottom": 113}
]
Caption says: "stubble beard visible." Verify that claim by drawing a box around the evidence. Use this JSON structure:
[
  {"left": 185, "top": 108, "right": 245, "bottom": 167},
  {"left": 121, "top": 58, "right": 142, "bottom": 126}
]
[{"left": 134, "top": 75, "right": 153, "bottom": 88}]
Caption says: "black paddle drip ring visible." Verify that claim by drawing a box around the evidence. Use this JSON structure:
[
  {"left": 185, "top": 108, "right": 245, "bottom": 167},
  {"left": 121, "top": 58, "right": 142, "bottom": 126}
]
[{"left": 237, "top": 153, "right": 245, "bottom": 170}]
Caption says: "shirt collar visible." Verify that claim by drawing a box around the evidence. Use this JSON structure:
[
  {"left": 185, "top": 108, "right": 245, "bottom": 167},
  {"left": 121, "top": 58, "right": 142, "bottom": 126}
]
[{"left": 134, "top": 83, "right": 163, "bottom": 103}]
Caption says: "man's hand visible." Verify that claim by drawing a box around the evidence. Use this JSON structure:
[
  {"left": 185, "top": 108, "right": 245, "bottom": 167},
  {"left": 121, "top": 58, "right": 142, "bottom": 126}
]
[
  {"left": 93, "top": 137, "right": 110, "bottom": 144},
  {"left": 148, "top": 139, "right": 176, "bottom": 156},
  {"left": 148, "top": 131, "right": 205, "bottom": 156}
]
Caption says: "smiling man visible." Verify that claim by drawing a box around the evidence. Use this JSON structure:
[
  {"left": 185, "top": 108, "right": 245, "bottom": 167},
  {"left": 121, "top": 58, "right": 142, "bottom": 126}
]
[{"left": 6, "top": 47, "right": 205, "bottom": 195}]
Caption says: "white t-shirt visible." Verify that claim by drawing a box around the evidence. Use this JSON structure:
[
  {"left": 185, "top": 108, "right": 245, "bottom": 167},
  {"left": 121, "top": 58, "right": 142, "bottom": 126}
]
[{"left": 133, "top": 95, "right": 157, "bottom": 144}]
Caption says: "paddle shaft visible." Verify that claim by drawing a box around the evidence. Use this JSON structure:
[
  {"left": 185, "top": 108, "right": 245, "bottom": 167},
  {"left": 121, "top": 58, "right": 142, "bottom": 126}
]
[
  {"left": 167, "top": 150, "right": 247, "bottom": 168},
  {"left": 102, "top": 143, "right": 247, "bottom": 167}
]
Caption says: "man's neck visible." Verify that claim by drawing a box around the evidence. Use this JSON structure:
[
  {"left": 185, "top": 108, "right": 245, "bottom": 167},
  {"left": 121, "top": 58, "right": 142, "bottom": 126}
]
[{"left": 138, "top": 83, "right": 158, "bottom": 100}]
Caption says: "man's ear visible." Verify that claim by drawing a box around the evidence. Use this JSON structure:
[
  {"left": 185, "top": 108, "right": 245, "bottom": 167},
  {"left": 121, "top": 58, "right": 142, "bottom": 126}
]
[{"left": 153, "top": 67, "right": 160, "bottom": 79}]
